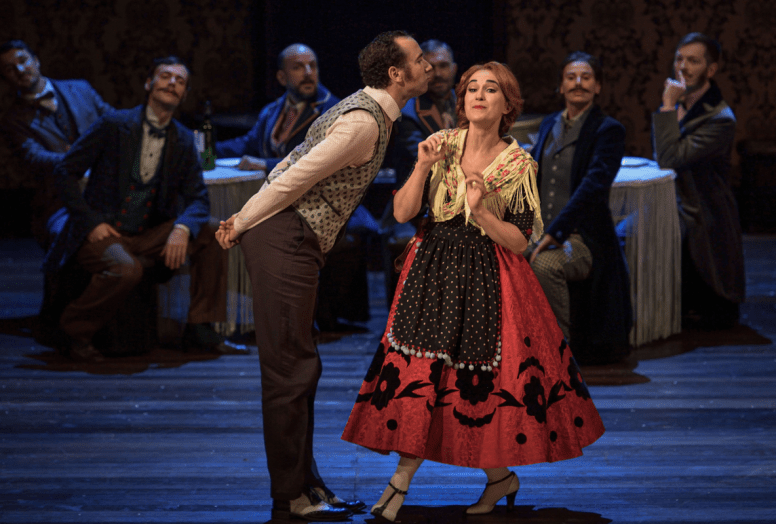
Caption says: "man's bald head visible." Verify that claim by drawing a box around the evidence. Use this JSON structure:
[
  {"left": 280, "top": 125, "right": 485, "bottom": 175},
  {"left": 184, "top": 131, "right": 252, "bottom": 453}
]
[{"left": 277, "top": 44, "right": 319, "bottom": 101}]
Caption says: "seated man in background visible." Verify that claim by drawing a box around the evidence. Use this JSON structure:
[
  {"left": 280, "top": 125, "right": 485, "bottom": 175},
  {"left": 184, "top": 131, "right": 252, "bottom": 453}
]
[
  {"left": 215, "top": 43, "right": 339, "bottom": 172},
  {"left": 43, "top": 57, "right": 227, "bottom": 361},
  {"left": 652, "top": 32, "right": 744, "bottom": 329},
  {"left": 0, "top": 39, "right": 113, "bottom": 247},
  {"left": 528, "top": 51, "right": 631, "bottom": 365},
  {"left": 218, "top": 43, "right": 372, "bottom": 333},
  {"left": 1, "top": 39, "right": 114, "bottom": 346}
]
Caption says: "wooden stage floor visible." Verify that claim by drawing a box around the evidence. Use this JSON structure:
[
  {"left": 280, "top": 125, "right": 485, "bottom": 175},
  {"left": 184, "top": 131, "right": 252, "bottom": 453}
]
[{"left": 1, "top": 236, "right": 775, "bottom": 524}]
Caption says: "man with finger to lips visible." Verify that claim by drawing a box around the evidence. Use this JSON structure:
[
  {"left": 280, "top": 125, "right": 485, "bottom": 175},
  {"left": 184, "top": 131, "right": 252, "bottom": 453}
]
[{"left": 652, "top": 32, "right": 744, "bottom": 330}]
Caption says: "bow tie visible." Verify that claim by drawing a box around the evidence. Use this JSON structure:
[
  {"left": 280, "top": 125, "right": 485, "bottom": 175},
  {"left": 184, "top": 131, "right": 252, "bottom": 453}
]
[
  {"left": 29, "top": 91, "right": 56, "bottom": 110},
  {"left": 146, "top": 123, "right": 167, "bottom": 139}
]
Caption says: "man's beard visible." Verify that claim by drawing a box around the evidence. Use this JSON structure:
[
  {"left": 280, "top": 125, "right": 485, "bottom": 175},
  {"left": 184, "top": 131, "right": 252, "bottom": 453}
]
[
  {"left": 428, "top": 77, "right": 452, "bottom": 98},
  {"left": 683, "top": 68, "right": 709, "bottom": 94},
  {"left": 290, "top": 82, "right": 317, "bottom": 101}
]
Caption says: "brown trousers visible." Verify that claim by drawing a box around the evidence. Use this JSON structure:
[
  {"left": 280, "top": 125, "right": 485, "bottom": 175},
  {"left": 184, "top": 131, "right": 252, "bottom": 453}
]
[
  {"left": 240, "top": 207, "right": 326, "bottom": 501},
  {"left": 60, "top": 219, "right": 227, "bottom": 341}
]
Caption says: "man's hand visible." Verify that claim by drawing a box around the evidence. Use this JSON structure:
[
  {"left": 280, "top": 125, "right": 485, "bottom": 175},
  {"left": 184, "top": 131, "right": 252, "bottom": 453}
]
[
  {"left": 87, "top": 223, "right": 121, "bottom": 243},
  {"left": 216, "top": 215, "right": 241, "bottom": 250},
  {"left": 661, "top": 70, "right": 686, "bottom": 111},
  {"left": 237, "top": 155, "right": 267, "bottom": 172},
  {"left": 161, "top": 227, "right": 189, "bottom": 270},
  {"left": 529, "top": 233, "right": 562, "bottom": 264}
]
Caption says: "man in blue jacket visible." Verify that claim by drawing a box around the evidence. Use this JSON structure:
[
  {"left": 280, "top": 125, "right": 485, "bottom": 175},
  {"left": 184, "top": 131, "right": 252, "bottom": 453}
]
[
  {"left": 0, "top": 39, "right": 113, "bottom": 247},
  {"left": 45, "top": 57, "right": 227, "bottom": 361},
  {"left": 529, "top": 51, "right": 631, "bottom": 365},
  {"left": 218, "top": 43, "right": 376, "bottom": 333},
  {"left": 216, "top": 43, "right": 339, "bottom": 172}
]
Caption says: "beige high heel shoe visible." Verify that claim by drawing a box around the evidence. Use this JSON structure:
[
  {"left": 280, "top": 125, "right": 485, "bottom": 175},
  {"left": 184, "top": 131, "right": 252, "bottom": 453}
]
[
  {"left": 465, "top": 471, "right": 520, "bottom": 515},
  {"left": 371, "top": 482, "right": 408, "bottom": 522}
]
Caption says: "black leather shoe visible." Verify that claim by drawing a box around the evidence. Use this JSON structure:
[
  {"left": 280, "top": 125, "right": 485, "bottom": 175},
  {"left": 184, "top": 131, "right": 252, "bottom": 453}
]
[
  {"left": 69, "top": 339, "right": 104, "bottom": 362},
  {"left": 312, "top": 485, "right": 366, "bottom": 512},
  {"left": 181, "top": 323, "right": 230, "bottom": 354}
]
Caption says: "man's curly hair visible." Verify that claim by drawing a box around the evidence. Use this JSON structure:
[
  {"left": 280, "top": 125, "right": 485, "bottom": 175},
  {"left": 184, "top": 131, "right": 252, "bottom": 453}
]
[{"left": 358, "top": 30, "right": 412, "bottom": 89}]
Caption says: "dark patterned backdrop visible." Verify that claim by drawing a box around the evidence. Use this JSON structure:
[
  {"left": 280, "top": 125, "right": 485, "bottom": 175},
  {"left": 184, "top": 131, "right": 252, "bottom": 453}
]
[
  {"left": 507, "top": 0, "right": 776, "bottom": 175},
  {"left": 0, "top": 0, "right": 256, "bottom": 189},
  {"left": 2, "top": 0, "right": 774, "bottom": 193}
]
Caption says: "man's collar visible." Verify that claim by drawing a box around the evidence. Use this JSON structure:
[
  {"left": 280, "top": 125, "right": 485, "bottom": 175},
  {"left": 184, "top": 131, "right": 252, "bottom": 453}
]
[
  {"left": 21, "top": 77, "right": 54, "bottom": 102},
  {"left": 364, "top": 86, "right": 401, "bottom": 122},
  {"left": 696, "top": 79, "right": 723, "bottom": 108},
  {"left": 561, "top": 106, "right": 591, "bottom": 127},
  {"left": 681, "top": 79, "right": 724, "bottom": 123},
  {"left": 283, "top": 93, "right": 307, "bottom": 111},
  {"left": 145, "top": 104, "right": 171, "bottom": 129}
]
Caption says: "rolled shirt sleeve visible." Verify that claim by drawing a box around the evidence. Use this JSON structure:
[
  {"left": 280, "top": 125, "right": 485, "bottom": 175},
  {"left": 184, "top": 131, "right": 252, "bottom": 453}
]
[{"left": 233, "top": 109, "right": 379, "bottom": 234}]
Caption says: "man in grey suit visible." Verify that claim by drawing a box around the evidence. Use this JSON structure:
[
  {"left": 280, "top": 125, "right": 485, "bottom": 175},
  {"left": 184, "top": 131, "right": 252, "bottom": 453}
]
[
  {"left": 1, "top": 39, "right": 112, "bottom": 246},
  {"left": 653, "top": 32, "right": 744, "bottom": 329}
]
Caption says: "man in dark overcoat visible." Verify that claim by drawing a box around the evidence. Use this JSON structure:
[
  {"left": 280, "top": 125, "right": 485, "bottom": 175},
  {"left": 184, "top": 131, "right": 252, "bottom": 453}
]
[{"left": 653, "top": 32, "right": 744, "bottom": 329}]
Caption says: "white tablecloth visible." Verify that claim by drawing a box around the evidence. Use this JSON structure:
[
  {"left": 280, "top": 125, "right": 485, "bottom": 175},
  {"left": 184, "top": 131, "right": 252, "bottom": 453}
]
[
  {"left": 610, "top": 157, "right": 681, "bottom": 346},
  {"left": 158, "top": 160, "right": 264, "bottom": 335}
]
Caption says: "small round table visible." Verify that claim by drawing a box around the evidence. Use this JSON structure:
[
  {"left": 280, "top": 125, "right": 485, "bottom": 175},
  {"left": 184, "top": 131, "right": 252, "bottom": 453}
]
[
  {"left": 158, "top": 160, "right": 265, "bottom": 335},
  {"left": 610, "top": 157, "right": 681, "bottom": 346}
]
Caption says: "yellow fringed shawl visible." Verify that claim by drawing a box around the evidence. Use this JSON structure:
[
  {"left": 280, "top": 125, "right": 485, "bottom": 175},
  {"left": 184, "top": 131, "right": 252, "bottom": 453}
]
[{"left": 427, "top": 128, "right": 544, "bottom": 242}]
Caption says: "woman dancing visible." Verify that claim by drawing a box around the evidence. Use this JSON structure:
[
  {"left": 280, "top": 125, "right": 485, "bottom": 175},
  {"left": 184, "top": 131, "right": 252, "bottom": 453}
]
[{"left": 342, "top": 62, "right": 605, "bottom": 520}]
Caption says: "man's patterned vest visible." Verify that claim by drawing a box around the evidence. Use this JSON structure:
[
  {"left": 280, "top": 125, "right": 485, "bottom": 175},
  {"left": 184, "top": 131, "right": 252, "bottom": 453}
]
[
  {"left": 114, "top": 162, "right": 162, "bottom": 234},
  {"left": 266, "top": 89, "right": 389, "bottom": 254}
]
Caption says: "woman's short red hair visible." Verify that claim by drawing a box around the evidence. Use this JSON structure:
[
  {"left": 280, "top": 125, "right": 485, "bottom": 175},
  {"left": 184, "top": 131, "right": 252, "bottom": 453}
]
[{"left": 455, "top": 62, "right": 523, "bottom": 137}]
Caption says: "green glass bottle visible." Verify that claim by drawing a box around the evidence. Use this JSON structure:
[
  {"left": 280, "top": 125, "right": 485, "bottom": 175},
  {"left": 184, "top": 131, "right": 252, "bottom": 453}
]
[{"left": 201, "top": 100, "right": 216, "bottom": 170}]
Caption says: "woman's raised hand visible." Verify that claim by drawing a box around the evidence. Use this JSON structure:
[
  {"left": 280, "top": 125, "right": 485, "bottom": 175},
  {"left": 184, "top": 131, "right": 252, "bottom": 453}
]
[{"left": 417, "top": 134, "right": 446, "bottom": 167}]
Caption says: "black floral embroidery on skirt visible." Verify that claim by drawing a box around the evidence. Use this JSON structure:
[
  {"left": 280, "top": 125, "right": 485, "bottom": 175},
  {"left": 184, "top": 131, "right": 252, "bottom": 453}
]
[
  {"left": 365, "top": 344, "right": 387, "bottom": 383},
  {"left": 429, "top": 359, "right": 445, "bottom": 390},
  {"left": 518, "top": 356, "right": 545, "bottom": 377},
  {"left": 455, "top": 367, "right": 495, "bottom": 406},
  {"left": 453, "top": 407, "right": 496, "bottom": 428},
  {"left": 567, "top": 359, "right": 591, "bottom": 400},
  {"left": 523, "top": 375, "right": 548, "bottom": 423},
  {"left": 395, "top": 380, "right": 433, "bottom": 399},
  {"left": 371, "top": 363, "right": 401, "bottom": 410}
]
